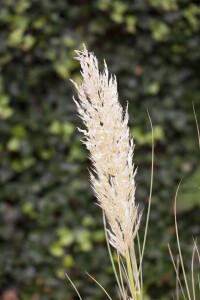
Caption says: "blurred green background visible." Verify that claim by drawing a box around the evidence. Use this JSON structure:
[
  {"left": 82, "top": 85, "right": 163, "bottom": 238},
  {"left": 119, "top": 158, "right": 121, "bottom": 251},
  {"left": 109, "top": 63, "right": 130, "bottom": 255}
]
[{"left": 0, "top": 0, "right": 200, "bottom": 299}]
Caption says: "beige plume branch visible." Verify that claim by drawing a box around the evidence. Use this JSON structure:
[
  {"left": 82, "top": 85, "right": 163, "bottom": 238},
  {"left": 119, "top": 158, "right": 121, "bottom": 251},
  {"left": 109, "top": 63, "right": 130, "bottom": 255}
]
[{"left": 71, "top": 45, "right": 141, "bottom": 258}]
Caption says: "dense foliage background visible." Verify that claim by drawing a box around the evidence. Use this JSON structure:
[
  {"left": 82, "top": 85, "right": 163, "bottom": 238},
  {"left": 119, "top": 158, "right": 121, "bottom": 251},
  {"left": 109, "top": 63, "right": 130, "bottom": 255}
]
[{"left": 0, "top": 0, "right": 200, "bottom": 299}]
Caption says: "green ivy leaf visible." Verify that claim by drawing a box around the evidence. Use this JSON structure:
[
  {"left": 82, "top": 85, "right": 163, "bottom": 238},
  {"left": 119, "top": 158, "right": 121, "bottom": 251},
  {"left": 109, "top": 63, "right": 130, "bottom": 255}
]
[
  {"left": 150, "top": 20, "right": 170, "bottom": 41},
  {"left": 12, "top": 124, "right": 27, "bottom": 138},
  {"left": 58, "top": 227, "right": 74, "bottom": 246},
  {"left": 49, "top": 241, "right": 64, "bottom": 257},
  {"left": 7, "top": 138, "right": 21, "bottom": 151},
  {"left": 63, "top": 255, "right": 74, "bottom": 268}
]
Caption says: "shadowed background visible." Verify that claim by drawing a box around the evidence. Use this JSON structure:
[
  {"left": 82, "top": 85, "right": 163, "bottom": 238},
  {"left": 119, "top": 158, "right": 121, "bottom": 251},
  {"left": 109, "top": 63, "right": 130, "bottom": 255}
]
[{"left": 0, "top": 0, "right": 200, "bottom": 299}]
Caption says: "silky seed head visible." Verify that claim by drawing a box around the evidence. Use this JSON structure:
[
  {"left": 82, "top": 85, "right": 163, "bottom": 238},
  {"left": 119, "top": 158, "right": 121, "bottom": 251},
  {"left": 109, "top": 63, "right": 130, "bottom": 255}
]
[{"left": 72, "top": 46, "right": 141, "bottom": 256}]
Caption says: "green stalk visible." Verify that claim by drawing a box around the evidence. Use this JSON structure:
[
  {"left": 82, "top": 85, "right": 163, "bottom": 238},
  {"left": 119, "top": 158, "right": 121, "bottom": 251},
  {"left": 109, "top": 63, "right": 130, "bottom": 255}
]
[{"left": 126, "top": 250, "right": 141, "bottom": 300}]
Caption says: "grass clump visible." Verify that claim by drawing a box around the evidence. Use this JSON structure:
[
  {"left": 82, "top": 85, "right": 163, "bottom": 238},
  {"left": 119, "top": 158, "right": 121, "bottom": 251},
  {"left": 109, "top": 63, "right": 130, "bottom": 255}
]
[{"left": 70, "top": 46, "right": 199, "bottom": 300}]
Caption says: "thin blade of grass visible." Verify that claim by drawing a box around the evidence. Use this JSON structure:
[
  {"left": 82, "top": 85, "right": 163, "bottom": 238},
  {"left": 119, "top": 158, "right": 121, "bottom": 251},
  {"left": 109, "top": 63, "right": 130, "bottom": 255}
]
[
  {"left": 86, "top": 272, "right": 113, "bottom": 300},
  {"left": 174, "top": 181, "right": 192, "bottom": 300},
  {"left": 193, "top": 239, "right": 200, "bottom": 264},
  {"left": 176, "top": 256, "right": 180, "bottom": 300},
  {"left": 192, "top": 102, "right": 200, "bottom": 150},
  {"left": 129, "top": 242, "right": 140, "bottom": 291},
  {"left": 191, "top": 240, "right": 196, "bottom": 300},
  {"left": 126, "top": 250, "right": 138, "bottom": 300},
  {"left": 136, "top": 232, "right": 143, "bottom": 294},
  {"left": 168, "top": 245, "right": 187, "bottom": 300},
  {"left": 117, "top": 253, "right": 128, "bottom": 300},
  {"left": 138, "top": 110, "right": 154, "bottom": 277},
  {"left": 102, "top": 212, "right": 124, "bottom": 296},
  {"left": 65, "top": 273, "right": 83, "bottom": 300},
  {"left": 120, "top": 255, "right": 130, "bottom": 284},
  {"left": 118, "top": 254, "right": 131, "bottom": 295}
]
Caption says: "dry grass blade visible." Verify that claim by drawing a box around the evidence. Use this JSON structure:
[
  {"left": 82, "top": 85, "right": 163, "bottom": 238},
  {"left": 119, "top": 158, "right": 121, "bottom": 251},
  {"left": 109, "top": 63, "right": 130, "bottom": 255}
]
[
  {"left": 65, "top": 273, "right": 83, "bottom": 300},
  {"left": 117, "top": 253, "right": 128, "bottom": 300},
  {"left": 174, "top": 181, "right": 192, "bottom": 300},
  {"left": 168, "top": 244, "right": 187, "bottom": 300},
  {"left": 138, "top": 110, "right": 154, "bottom": 292},
  {"left": 193, "top": 239, "right": 200, "bottom": 264},
  {"left": 193, "top": 238, "right": 200, "bottom": 297},
  {"left": 136, "top": 231, "right": 142, "bottom": 290},
  {"left": 119, "top": 254, "right": 130, "bottom": 287},
  {"left": 176, "top": 256, "right": 180, "bottom": 300},
  {"left": 192, "top": 103, "right": 200, "bottom": 150},
  {"left": 86, "top": 272, "right": 113, "bottom": 300},
  {"left": 191, "top": 241, "right": 196, "bottom": 300},
  {"left": 103, "top": 212, "right": 124, "bottom": 296}
]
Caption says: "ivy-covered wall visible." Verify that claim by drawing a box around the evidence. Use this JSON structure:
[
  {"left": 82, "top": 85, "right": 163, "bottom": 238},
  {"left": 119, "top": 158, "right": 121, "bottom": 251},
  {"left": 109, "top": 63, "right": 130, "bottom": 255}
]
[{"left": 0, "top": 0, "right": 199, "bottom": 299}]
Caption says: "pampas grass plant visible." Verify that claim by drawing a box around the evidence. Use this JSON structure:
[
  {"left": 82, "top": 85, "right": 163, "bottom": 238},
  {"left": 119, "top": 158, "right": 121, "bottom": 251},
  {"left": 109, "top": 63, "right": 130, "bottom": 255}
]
[
  {"left": 71, "top": 45, "right": 154, "bottom": 300},
  {"left": 70, "top": 45, "right": 199, "bottom": 300}
]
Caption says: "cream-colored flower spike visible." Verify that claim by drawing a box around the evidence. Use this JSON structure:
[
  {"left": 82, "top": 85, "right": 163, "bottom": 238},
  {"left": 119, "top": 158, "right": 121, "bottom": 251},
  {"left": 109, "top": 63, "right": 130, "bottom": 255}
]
[{"left": 72, "top": 46, "right": 141, "bottom": 257}]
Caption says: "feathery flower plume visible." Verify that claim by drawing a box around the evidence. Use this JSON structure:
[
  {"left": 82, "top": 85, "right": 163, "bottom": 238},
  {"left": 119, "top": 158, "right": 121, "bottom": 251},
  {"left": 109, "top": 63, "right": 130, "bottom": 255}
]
[
  {"left": 72, "top": 45, "right": 141, "bottom": 255},
  {"left": 71, "top": 46, "right": 142, "bottom": 298}
]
